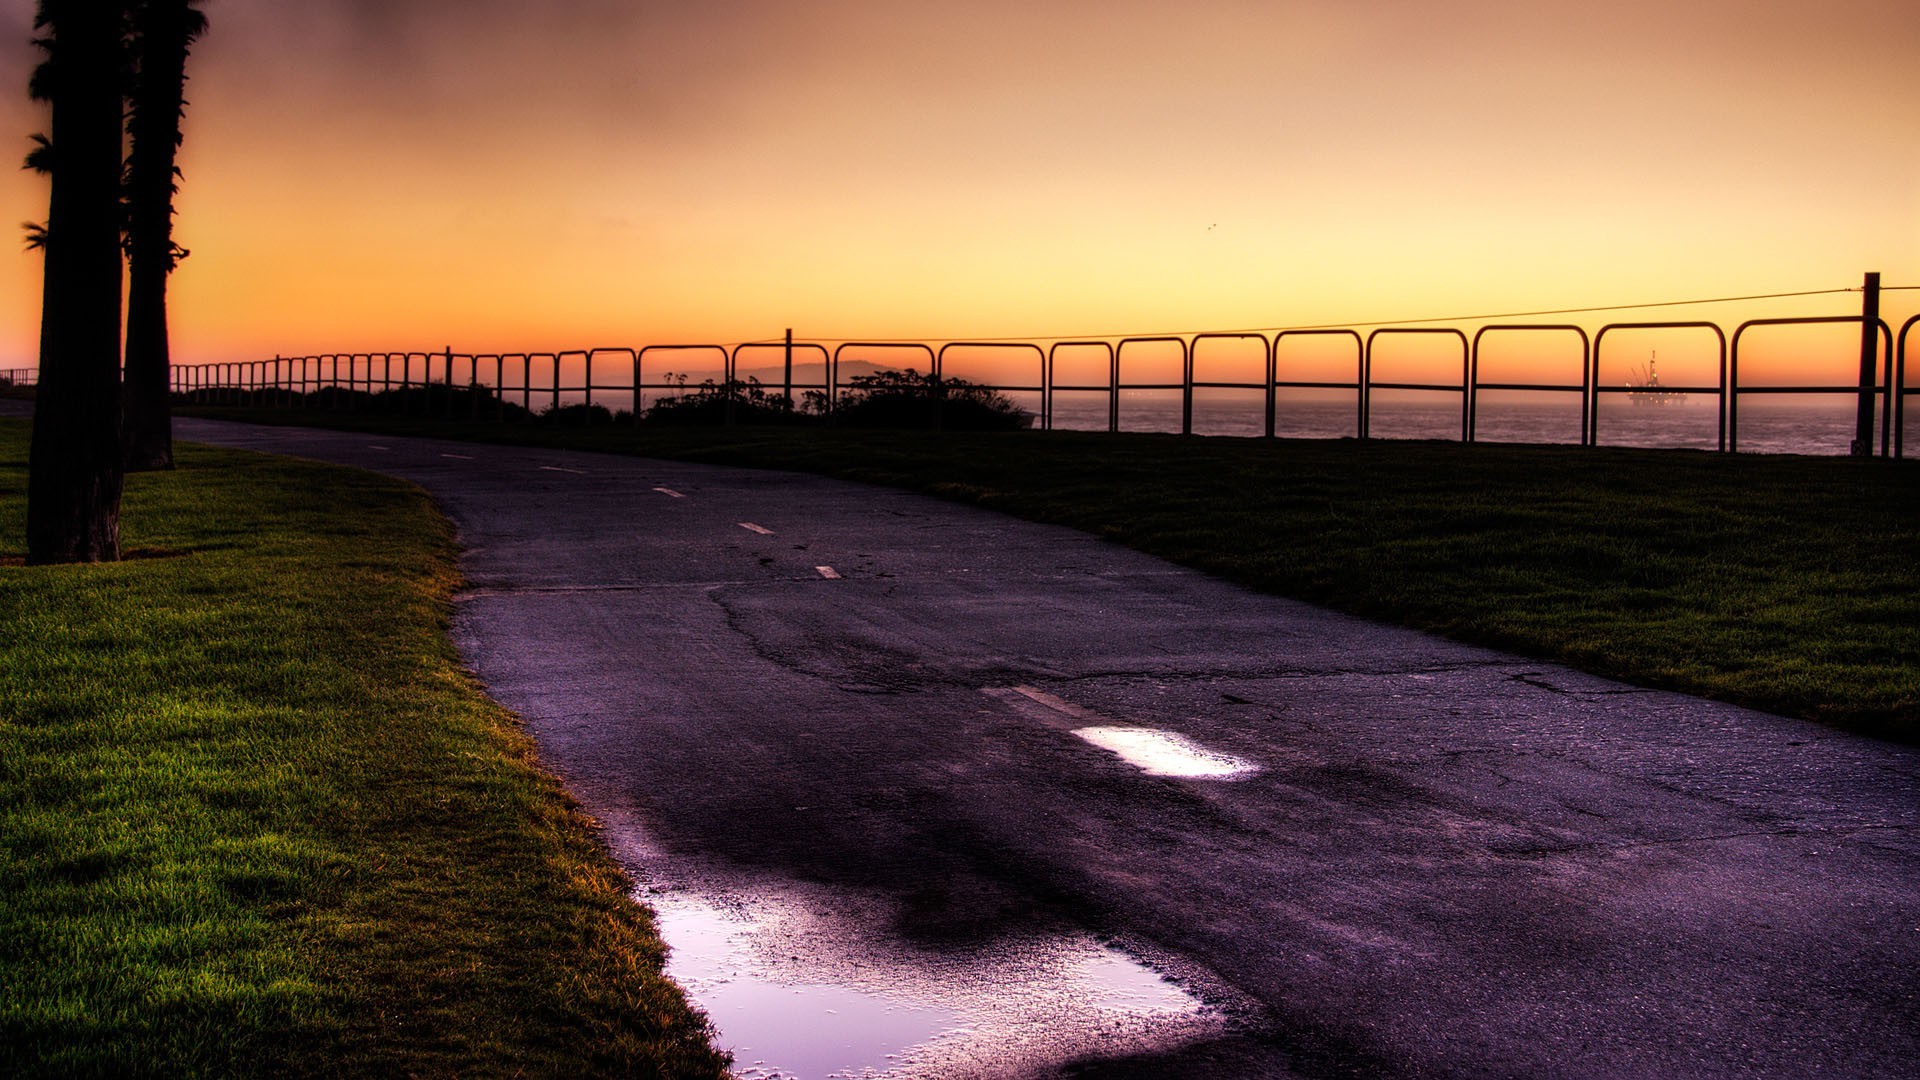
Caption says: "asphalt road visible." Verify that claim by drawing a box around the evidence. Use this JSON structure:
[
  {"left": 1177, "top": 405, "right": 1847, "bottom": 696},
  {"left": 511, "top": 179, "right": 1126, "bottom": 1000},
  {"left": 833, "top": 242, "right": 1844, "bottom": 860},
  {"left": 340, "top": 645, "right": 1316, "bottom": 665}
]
[{"left": 144, "top": 416, "right": 1920, "bottom": 1076}]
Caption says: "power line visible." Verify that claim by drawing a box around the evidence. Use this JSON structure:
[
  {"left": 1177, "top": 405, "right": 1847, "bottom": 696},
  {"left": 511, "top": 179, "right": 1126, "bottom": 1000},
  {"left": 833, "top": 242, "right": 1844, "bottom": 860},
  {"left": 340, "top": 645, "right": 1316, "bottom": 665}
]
[{"left": 772, "top": 287, "right": 1868, "bottom": 346}]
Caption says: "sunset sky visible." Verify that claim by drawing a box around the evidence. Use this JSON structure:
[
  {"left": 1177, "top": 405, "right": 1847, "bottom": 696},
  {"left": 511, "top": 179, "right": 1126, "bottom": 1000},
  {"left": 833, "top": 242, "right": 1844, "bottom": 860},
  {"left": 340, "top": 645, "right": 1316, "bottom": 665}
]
[{"left": 1, "top": 0, "right": 1916, "bottom": 374}]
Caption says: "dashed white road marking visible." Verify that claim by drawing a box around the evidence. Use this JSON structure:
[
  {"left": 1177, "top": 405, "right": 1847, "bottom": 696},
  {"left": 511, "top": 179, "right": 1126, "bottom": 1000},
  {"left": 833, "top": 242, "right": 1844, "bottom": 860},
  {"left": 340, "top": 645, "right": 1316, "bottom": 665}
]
[
  {"left": 540, "top": 465, "right": 587, "bottom": 475},
  {"left": 738, "top": 522, "right": 774, "bottom": 535},
  {"left": 653, "top": 486, "right": 686, "bottom": 498},
  {"left": 1006, "top": 685, "right": 1102, "bottom": 721},
  {"left": 367, "top": 444, "right": 391, "bottom": 451},
  {"left": 814, "top": 565, "right": 841, "bottom": 579},
  {"left": 440, "top": 453, "right": 474, "bottom": 460}
]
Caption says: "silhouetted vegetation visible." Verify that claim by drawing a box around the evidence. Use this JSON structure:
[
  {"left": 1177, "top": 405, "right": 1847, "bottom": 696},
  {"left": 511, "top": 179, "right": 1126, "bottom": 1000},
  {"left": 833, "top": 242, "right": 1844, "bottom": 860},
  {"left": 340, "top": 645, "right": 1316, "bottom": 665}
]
[
  {"left": 545, "top": 402, "right": 616, "bottom": 425},
  {"left": 181, "top": 382, "right": 539, "bottom": 422},
  {"left": 824, "top": 369, "right": 1033, "bottom": 430},
  {"left": 644, "top": 376, "right": 803, "bottom": 426},
  {"left": 638, "top": 369, "right": 1032, "bottom": 430}
]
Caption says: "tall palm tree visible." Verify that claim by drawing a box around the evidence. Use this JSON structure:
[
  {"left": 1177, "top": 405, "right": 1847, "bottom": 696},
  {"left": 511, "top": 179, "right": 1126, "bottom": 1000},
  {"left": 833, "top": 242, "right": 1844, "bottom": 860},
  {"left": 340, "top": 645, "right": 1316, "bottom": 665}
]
[
  {"left": 26, "top": 0, "right": 129, "bottom": 563},
  {"left": 121, "top": 0, "right": 205, "bottom": 471}
]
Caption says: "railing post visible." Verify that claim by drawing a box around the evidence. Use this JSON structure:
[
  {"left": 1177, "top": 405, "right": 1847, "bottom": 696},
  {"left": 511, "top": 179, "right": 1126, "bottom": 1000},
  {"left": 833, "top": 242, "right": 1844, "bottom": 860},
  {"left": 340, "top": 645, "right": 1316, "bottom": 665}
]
[
  {"left": 724, "top": 345, "right": 737, "bottom": 427},
  {"left": 932, "top": 349, "right": 944, "bottom": 432},
  {"left": 1853, "top": 271, "right": 1880, "bottom": 456},
  {"left": 1264, "top": 340, "right": 1276, "bottom": 439},
  {"left": 1181, "top": 339, "right": 1193, "bottom": 435}
]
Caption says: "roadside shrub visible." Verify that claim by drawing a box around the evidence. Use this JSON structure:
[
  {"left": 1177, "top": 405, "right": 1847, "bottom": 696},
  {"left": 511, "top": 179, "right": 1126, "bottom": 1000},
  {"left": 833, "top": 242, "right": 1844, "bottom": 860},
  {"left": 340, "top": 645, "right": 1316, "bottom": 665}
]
[
  {"left": 543, "top": 402, "right": 616, "bottom": 425},
  {"left": 644, "top": 377, "right": 804, "bottom": 426},
  {"left": 826, "top": 369, "right": 1031, "bottom": 431}
]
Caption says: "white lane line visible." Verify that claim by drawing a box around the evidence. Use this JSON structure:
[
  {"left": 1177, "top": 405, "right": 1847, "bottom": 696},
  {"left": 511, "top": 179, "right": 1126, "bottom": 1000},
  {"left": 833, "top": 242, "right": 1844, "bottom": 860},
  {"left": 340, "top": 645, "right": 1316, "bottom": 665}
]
[
  {"left": 1007, "top": 685, "right": 1102, "bottom": 721},
  {"left": 439, "top": 453, "right": 474, "bottom": 460},
  {"left": 367, "top": 444, "right": 391, "bottom": 451},
  {"left": 540, "top": 465, "right": 587, "bottom": 475},
  {"left": 993, "top": 685, "right": 1259, "bottom": 780},
  {"left": 653, "top": 486, "right": 686, "bottom": 498},
  {"left": 738, "top": 522, "right": 774, "bottom": 535},
  {"left": 815, "top": 566, "right": 841, "bottom": 579}
]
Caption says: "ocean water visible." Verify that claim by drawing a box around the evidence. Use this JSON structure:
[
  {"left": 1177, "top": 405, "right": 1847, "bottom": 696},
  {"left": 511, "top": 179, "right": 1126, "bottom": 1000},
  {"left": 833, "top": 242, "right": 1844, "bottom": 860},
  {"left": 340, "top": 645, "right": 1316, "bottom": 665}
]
[{"left": 1040, "top": 389, "right": 1886, "bottom": 457}]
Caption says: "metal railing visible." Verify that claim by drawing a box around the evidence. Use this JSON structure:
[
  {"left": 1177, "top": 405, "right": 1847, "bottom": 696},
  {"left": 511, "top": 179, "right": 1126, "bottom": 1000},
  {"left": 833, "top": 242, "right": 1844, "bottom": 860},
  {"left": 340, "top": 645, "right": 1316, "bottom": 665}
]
[
  {"left": 160, "top": 291, "right": 1917, "bottom": 458},
  {"left": 1728, "top": 317, "right": 1894, "bottom": 454}
]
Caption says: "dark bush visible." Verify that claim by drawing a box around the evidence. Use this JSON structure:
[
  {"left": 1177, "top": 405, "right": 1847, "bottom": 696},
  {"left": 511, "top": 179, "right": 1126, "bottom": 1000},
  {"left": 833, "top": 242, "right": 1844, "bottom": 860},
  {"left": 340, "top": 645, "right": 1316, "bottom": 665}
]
[
  {"left": 644, "top": 377, "right": 805, "bottom": 427},
  {"left": 828, "top": 369, "right": 1031, "bottom": 431},
  {"left": 542, "top": 402, "right": 615, "bottom": 425}
]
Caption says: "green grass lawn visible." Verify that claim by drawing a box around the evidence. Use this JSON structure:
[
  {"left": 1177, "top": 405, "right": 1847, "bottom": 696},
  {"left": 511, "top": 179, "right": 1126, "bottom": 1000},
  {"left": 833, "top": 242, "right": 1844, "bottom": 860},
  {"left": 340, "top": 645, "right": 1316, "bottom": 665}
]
[
  {"left": 0, "top": 419, "right": 728, "bottom": 1078},
  {"left": 188, "top": 406, "right": 1919, "bottom": 740}
]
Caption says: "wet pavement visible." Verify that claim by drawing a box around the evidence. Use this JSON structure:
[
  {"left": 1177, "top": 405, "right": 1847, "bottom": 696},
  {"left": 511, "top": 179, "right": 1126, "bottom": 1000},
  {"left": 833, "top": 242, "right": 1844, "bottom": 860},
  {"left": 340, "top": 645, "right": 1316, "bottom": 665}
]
[{"left": 145, "top": 416, "right": 1920, "bottom": 1076}]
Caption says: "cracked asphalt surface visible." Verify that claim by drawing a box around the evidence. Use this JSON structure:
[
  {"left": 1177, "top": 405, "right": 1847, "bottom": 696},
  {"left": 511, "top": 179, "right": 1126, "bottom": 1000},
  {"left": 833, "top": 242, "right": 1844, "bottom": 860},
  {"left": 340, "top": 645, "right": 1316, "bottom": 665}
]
[{"left": 147, "top": 416, "right": 1920, "bottom": 1075}]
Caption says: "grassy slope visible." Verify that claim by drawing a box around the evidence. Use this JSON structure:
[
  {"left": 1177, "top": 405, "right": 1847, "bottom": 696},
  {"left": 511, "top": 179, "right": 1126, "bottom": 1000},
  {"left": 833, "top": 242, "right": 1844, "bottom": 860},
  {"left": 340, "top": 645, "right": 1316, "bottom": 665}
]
[
  {"left": 189, "top": 408, "right": 1918, "bottom": 739},
  {"left": 0, "top": 419, "right": 727, "bottom": 1078}
]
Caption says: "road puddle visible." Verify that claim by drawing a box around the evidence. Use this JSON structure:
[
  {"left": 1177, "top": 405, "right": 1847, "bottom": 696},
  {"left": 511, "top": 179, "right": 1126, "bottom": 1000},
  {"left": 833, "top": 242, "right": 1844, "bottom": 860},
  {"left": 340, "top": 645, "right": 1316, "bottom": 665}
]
[
  {"left": 654, "top": 894, "right": 956, "bottom": 1078},
  {"left": 647, "top": 884, "right": 1227, "bottom": 1079},
  {"left": 1071, "top": 725, "right": 1258, "bottom": 778}
]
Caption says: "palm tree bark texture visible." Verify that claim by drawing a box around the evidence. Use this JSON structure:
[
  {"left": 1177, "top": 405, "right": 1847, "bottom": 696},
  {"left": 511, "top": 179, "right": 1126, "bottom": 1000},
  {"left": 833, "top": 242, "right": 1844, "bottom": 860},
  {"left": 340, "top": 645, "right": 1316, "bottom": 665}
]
[
  {"left": 26, "top": 0, "right": 126, "bottom": 563},
  {"left": 121, "top": 0, "right": 204, "bottom": 472}
]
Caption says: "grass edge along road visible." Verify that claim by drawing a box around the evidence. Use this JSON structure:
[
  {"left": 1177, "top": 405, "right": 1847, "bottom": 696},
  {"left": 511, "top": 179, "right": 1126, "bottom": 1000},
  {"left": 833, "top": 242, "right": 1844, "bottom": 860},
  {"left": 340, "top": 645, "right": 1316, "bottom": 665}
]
[
  {"left": 0, "top": 419, "right": 729, "bottom": 1078},
  {"left": 189, "top": 407, "right": 1918, "bottom": 742}
]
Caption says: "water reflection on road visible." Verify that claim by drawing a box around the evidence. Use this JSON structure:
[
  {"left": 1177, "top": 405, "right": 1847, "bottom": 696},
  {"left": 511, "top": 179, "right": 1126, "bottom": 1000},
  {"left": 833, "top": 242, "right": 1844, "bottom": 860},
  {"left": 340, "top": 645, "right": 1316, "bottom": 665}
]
[{"left": 647, "top": 881, "right": 1229, "bottom": 1079}]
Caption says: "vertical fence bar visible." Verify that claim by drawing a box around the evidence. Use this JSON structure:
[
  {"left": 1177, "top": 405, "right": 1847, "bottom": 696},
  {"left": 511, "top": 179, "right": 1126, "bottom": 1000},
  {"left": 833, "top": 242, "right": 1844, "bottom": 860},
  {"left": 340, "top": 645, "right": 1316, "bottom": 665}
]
[
  {"left": 1854, "top": 272, "right": 1881, "bottom": 456},
  {"left": 1182, "top": 340, "right": 1193, "bottom": 435},
  {"left": 1899, "top": 315, "right": 1917, "bottom": 459},
  {"left": 641, "top": 345, "right": 656, "bottom": 426}
]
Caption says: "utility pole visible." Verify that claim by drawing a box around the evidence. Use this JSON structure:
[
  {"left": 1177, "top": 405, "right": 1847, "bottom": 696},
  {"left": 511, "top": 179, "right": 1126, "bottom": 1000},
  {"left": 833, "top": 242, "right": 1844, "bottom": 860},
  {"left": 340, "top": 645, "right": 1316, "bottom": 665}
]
[
  {"left": 784, "top": 327, "right": 793, "bottom": 407},
  {"left": 1853, "top": 271, "right": 1880, "bottom": 457}
]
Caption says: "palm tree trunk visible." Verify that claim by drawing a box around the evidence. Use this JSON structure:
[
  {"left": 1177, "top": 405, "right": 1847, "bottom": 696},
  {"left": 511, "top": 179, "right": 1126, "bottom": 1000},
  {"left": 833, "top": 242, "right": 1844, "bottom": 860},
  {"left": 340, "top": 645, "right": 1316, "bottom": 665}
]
[
  {"left": 122, "top": 0, "right": 201, "bottom": 472},
  {"left": 122, "top": 245, "right": 174, "bottom": 471},
  {"left": 27, "top": 0, "right": 126, "bottom": 564}
]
